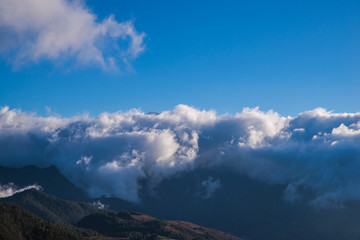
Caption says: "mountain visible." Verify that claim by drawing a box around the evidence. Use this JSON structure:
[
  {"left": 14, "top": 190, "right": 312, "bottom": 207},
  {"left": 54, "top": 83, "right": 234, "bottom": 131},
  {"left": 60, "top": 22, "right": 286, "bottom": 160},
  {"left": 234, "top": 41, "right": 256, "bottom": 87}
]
[
  {"left": 77, "top": 211, "right": 243, "bottom": 240},
  {"left": 6, "top": 164, "right": 360, "bottom": 240},
  {"left": 0, "top": 165, "right": 87, "bottom": 201},
  {"left": 0, "top": 188, "right": 242, "bottom": 239},
  {"left": 0, "top": 203, "right": 82, "bottom": 240},
  {"left": 139, "top": 166, "right": 360, "bottom": 240},
  {"left": 0, "top": 189, "right": 98, "bottom": 224}
]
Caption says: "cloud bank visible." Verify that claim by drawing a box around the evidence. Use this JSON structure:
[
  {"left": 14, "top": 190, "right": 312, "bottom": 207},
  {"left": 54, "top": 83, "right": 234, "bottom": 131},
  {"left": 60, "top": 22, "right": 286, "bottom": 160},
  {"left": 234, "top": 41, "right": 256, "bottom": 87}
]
[
  {"left": 1, "top": 105, "right": 360, "bottom": 206},
  {"left": 0, "top": 0, "right": 145, "bottom": 70}
]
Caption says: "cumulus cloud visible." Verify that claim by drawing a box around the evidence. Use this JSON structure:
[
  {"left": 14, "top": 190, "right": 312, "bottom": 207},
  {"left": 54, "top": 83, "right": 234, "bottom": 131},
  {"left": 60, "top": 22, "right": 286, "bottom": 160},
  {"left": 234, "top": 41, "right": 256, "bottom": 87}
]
[
  {"left": 0, "top": 183, "right": 42, "bottom": 198},
  {"left": 0, "top": 0, "right": 145, "bottom": 70},
  {"left": 1, "top": 105, "right": 360, "bottom": 206}
]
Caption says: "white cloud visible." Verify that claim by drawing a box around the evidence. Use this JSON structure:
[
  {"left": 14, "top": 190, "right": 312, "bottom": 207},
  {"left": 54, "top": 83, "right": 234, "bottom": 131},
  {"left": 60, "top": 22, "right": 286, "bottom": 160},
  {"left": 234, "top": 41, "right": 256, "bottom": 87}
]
[
  {"left": 293, "top": 128, "right": 305, "bottom": 132},
  {"left": 331, "top": 123, "right": 360, "bottom": 137},
  {"left": 0, "top": 0, "right": 145, "bottom": 70},
  {"left": 91, "top": 200, "right": 106, "bottom": 210},
  {"left": 0, "top": 183, "right": 42, "bottom": 198},
  {"left": 1, "top": 105, "right": 360, "bottom": 206}
]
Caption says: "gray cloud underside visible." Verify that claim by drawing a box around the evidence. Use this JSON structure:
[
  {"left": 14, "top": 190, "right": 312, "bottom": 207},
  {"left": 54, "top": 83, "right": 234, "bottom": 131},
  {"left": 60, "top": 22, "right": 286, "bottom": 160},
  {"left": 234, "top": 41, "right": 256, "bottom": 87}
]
[{"left": 1, "top": 105, "right": 360, "bottom": 206}]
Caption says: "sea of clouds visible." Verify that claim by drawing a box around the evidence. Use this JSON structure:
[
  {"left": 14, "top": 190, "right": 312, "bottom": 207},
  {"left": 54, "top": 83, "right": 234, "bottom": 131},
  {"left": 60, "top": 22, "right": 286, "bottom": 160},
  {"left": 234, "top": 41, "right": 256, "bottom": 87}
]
[{"left": 1, "top": 105, "right": 360, "bottom": 206}]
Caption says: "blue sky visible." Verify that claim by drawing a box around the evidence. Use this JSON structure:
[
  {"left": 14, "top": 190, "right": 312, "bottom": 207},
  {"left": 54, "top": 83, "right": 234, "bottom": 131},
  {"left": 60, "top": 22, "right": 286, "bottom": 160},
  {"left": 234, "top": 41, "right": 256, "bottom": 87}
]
[{"left": 0, "top": 0, "right": 359, "bottom": 116}]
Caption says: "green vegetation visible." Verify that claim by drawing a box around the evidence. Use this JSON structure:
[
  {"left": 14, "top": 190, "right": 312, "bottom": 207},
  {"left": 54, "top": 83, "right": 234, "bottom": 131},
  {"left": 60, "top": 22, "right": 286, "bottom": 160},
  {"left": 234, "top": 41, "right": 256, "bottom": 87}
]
[
  {"left": 0, "top": 189, "right": 98, "bottom": 224},
  {"left": 0, "top": 203, "right": 82, "bottom": 240}
]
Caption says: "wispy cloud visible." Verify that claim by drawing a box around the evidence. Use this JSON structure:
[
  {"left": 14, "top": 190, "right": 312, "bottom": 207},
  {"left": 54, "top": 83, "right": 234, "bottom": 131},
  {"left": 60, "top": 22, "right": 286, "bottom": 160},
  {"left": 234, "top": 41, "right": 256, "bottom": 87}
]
[
  {"left": 1, "top": 105, "right": 360, "bottom": 206},
  {"left": 0, "top": 183, "right": 42, "bottom": 198},
  {"left": 0, "top": 0, "right": 145, "bottom": 71},
  {"left": 201, "top": 177, "right": 221, "bottom": 199}
]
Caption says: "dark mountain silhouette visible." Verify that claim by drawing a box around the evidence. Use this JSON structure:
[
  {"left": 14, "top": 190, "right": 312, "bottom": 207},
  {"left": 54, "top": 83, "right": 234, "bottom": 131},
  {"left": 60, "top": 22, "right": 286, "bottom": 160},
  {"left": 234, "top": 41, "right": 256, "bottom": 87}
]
[
  {"left": 0, "top": 165, "right": 87, "bottom": 201},
  {"left": 139, "top": 166, "right": 360, "bottom": 240},
  {"left": 0, "top": 203, "right": 82, "bottom": 240}
]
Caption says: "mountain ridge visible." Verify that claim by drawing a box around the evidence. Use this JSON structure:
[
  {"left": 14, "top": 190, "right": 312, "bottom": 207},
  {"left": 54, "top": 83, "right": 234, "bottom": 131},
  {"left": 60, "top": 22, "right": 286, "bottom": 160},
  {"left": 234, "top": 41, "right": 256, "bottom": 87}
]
[
  {"left": 0, "top": 189, "right": 98, "bottom": 224},
  {"left": 0, "top": 188, "right": 243, "bottom": 240}
]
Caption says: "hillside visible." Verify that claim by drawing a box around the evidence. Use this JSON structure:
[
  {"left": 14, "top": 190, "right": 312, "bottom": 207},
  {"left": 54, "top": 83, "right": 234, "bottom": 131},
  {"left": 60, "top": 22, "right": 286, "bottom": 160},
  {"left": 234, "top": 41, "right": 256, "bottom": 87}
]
[
  {"left": 0, "top": 189, "right": 243, "bottom": 240},
  {"left": 0, "top": 203, "right": 82, "bottom": 240},
  {"left": 0, "top": 189, "right": 98, "bottom": 224},
  {"left": 77, "top": 211, "right": 242, "bottom": 240}
]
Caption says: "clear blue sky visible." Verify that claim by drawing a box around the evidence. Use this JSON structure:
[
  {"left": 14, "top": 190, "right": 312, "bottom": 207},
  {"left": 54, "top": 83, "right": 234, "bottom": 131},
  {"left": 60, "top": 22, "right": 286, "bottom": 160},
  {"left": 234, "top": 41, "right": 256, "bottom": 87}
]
[{"left": 0, "top": 0, "right": 359, "bottom": 116}]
